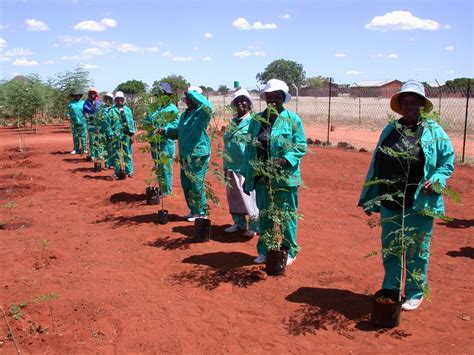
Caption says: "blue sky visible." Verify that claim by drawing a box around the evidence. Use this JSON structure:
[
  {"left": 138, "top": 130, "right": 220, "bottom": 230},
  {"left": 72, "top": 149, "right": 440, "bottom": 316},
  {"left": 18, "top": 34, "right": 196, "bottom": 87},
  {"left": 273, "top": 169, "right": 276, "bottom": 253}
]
[{"left": 0, "top": 0, "right": 472, "bottom": 91}]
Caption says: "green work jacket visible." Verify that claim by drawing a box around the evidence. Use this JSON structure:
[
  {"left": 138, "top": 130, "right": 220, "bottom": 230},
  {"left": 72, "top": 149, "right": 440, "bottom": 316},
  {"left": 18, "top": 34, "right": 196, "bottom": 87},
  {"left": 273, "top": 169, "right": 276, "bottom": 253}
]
[
  {"left": 67, "top": 99, "right": 85, "bottom": 125},
  {"left": 223, "top": 113, "right": 252, "bottom": 173}
]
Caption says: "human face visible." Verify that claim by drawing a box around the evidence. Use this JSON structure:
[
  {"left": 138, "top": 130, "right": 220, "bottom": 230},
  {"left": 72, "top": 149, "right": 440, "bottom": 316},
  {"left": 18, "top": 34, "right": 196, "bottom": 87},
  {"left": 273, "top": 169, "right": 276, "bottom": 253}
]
[
  {"left": 88, "top": 91, "right": 98, "bottom": 100},
  {"left": 233, "top": 96, "right": 251, "bottom": 117},
  {"left": 103, "top": 96, "right": 113, "bottom": 105},
  {"left": 265, "top": 90, "right": 285, "bottom": 112},
  {"left": 185, "top": 92, "right": 197, "bottom": 109},
  {"left": 115, "top": 98, "right": 124, "bottom": 107},
  {"left": 398, "top": 93, "right": 425, "bottom": 124},
  {"left": 72, "top": 94, "right": 82, "bottom": 101}
]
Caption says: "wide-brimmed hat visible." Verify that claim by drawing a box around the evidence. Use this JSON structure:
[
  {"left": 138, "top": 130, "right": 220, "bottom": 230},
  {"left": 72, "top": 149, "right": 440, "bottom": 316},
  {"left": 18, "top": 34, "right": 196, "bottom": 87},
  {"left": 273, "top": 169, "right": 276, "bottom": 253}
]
[
  {"left": 390, "top": 80, "right": 433, "bottom": 115},
  {"left": 104, "top": 92, "right": 114, "bottom": 100},
  {"left": 261, "top": 79, "right": 291, "bottom": 104},
  {"left": 114, "top": 91, "right": 125, "bottom": 100},
  {"left": 88, "top": 87, "right": 99, "bottom": 94},
  {"left": 71, "top": 89, "right": 83, "bottom": 96},
  {"left": 187, "top": 85, "right": 203, "bottom": 94},
  {"left": 158, "top": 82, "right": 174, "bottom": 95},
  {"left": 230, "top": 88, "right": 254, "bottom": 110}
]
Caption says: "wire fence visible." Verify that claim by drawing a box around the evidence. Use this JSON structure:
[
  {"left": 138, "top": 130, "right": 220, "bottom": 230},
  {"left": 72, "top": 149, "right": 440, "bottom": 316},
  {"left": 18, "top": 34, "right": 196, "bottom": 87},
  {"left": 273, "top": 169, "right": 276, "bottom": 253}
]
[{"left": 208, "top": 80, "right": 473, "bottom": 164}]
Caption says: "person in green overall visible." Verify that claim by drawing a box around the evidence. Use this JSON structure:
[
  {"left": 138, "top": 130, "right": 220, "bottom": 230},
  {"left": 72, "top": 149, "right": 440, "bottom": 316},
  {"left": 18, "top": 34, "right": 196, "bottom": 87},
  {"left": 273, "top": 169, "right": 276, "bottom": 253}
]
[
  {"left": 161, "top": 86, "right": 212, "bottom": 221},
  {"left": 106, "top": 91, "right": 136, "bottom": 179},
  {"left": 83, "top": 87, "right": 102, "bottom": 162},
  {"left": 66, "top": 89, "right": 87, "bottom": 155},
  {"left": 358, "top": 80, "right": 455, "bottom": 311},
  {"left": 243, "top": 79, "right": 307, "bottom": 266},
  {"left": 145, "top": 82, "right": 179, "bottom": 195},
  {"left": 223, "top": 88, "right": 259, "bottom": 237},
  {"left": 97, "top": 92, "right": 114, "bottom": 169}
]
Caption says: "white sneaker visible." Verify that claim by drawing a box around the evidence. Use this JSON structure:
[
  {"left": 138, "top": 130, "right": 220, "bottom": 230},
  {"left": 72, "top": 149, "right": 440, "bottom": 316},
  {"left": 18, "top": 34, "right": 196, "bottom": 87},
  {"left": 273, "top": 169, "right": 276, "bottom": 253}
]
[
  {"left": 402, "top": 297, "right": 424, "bottom": 311},
  {"left": 70, "top": 150, "right": 77, "bottom": 155},
  {"left": 287, "top": 255, "right": 296, "bottom": 266},
  {"left": 243, "top": 230, "right": 258, "bottom": 237},
  {"left": 224, "top": 224, "right": 244, "bottom": 233},
  {"left": 254, "top": 255, "right": 266, "bottom": 264},
  {"left": 187, "top": 214, "right": 207, "bottom": 222}
]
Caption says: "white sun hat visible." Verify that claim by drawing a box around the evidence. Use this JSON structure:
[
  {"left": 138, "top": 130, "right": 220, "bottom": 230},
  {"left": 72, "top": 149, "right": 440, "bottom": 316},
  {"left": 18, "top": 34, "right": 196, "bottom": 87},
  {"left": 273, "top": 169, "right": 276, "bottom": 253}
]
[
  {"left": 261, "top": 79, "right": 291, "bottom": 103},
  {"left": 187, "top": 85, "right": 203, "bottom": 94},
  {"left": 104, "top": 92, "right": 114, "bottom": 99},
  {"left": 390, "top": 80, "right": 433, "bottom": 115},
  {"left": 114, "top": 91, "right": 125, "bottom": 100},
  {"left": 231, "top": 88, "right": 254, "bottom": 109}
]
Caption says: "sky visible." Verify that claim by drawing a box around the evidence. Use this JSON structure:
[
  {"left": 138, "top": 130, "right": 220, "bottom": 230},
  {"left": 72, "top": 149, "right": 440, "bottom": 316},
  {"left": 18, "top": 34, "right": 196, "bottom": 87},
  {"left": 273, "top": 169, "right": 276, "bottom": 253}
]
[{"left": 0, "top": 0, "right": 472, "bottom": 92}]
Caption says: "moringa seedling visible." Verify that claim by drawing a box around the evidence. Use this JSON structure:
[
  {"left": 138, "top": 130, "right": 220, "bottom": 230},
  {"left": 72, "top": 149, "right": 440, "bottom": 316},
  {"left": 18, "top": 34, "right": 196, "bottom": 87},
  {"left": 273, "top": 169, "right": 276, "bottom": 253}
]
[
  {"left": 35, "top": 292, "right": 59, "bottom": 333},
  {"left": 2, "top": 202, "right": 17, "bottom": 224}
]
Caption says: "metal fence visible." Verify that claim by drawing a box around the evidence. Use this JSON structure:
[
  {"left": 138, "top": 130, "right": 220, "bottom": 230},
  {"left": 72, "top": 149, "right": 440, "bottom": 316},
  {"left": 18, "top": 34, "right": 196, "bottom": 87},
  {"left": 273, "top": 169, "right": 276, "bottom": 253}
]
[{"left": 208, "top": 80, "right": 473, "bottom": 164}]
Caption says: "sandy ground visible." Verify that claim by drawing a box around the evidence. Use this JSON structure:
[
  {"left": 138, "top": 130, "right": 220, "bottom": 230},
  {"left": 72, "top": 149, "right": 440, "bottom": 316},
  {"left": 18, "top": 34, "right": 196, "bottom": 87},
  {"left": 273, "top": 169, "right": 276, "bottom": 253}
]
[{"left": 0, "top": 124, "right": 473, "bottom": 353}]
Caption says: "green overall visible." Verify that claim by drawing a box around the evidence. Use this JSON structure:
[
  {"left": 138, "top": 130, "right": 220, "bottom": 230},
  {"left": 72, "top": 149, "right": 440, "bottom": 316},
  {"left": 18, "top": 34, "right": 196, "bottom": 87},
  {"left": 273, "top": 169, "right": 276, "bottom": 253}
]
[
  {"left": 107, "top": 105, "right": 136, "bottom": 176},
  {"left": 67, "top": 99, "right": 87, "bottom": 152}
]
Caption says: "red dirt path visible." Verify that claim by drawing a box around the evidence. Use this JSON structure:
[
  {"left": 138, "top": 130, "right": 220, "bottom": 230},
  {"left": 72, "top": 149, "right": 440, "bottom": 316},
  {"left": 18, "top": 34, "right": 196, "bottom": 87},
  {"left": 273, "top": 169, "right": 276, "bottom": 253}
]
[{"left": 0, "top": 125, "right": 472, "bottom": 353}]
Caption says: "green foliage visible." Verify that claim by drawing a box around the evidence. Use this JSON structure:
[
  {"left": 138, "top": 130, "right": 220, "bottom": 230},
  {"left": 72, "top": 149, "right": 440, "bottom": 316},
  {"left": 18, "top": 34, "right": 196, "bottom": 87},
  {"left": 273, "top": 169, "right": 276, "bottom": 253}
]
[
  {"left": 9, "top": 303, "right": 27, "bottom": 320},
  {"left": 444, "top": 77, "right": 473, "bottom": 91},
  {"left": 256, "top": 59, "right": 306, "bottom": 87},
  {"left": 305, "top": 76, "right": 332, "bottom": 89},
  {"left": 35, "top": 292, "right": 59, "bottom": 303},
  {"left": 217, "top": 85, "right": 229, "bottom": 95},
  {"left": 115, "top": 80, "right": 147, "bottom": 95},
  {"left": 153, "top": 74, "right": 189, "bottom": 93}
]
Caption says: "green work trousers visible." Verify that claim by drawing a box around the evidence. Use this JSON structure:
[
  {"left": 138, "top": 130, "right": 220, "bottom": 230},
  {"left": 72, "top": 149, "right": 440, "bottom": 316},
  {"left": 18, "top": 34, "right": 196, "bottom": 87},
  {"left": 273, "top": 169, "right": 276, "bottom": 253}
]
[
  {"left": 151, "top": 141, "right": 175, "bottom": 195},
  {"left": 180, "top": 155, "right": 210, "bottom": 215},
  {"left": 380, "top": 205, "right": 434, "bottom": 300},
  {"left": 255, "top": 182, "right": 299, "bottom": 258},
  {"left": 71, "top": 122, "right": 88, "bottom": 153}
]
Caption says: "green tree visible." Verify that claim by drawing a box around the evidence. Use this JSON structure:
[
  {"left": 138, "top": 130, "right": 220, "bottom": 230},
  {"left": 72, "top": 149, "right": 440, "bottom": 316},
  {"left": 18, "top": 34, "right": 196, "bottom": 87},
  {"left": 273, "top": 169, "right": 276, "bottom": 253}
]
[
  {"left": 115, "top": 80, "right": 148, "bottom": 96},
  {"left": 217, "top": 85, "right": 229, "bottom": 95},
  {"left": 51, "top": 65, "right": 92, "bottom": 119},
  {"left": 152, "top": 74, "right": 189, "bottom": 94},
  {"left": 306, "top": 75, "right": 333, "bottom": 89},
  {"left": 256, "top": 59, "right": 306, "bottom": 87},
  {"left": 444, "top": 77, "right": 473, "bottom": 91}
]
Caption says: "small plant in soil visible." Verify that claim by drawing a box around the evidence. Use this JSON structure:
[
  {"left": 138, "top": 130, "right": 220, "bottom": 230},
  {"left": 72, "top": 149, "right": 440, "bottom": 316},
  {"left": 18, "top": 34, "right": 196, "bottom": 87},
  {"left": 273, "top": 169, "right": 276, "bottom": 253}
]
[
  {"left": 2, "top": 202, "right": 17, "bottom": 227},
  {"left": 8, "top": 303, "right": 28, "bottom": 320},
  {"left": 35, "top": 292, "right": 59, "bottom": 332},
  {"left": 40, "top": 239, "right": 50, "bottom": 265}
]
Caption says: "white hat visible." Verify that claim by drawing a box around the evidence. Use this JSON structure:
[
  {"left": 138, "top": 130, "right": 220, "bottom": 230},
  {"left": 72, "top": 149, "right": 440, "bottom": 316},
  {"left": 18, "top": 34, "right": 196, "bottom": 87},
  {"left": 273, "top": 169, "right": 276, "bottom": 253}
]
[
  {"left": 104, "top": 92, "right": 114, "bottom": 99},
  {"left": 231, "top": 88, "right": 254, "bottom": 110},
  {"left": 390, "top": 80, "right": 433, "bottom": 115},
  {"left": 114, "top": 91, "right": 125, "bottom": 100},
  {"left": 261, "top": 79, "right": 291, "bottom": 103},
  {"left": 187, "top": 85, "right": 203, "bottom": 94}
]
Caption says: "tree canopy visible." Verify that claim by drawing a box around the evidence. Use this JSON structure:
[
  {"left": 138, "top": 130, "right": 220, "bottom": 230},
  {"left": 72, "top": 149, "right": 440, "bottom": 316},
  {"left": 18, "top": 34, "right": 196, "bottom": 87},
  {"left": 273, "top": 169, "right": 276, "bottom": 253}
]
[
  {"left": 445, "top": 77, "right": 473, "bottom": 91},
  {"left": 152, "top": 74, "right": 189, "bottom": 94},
  {"left": 217, "top": 85, "right": 229, "bottom": 95},
  {"left": 306, "top": 75, "right": 333, "bottom": 89},
  {"left": 256, "top": 59, "right": 306, "bottom": 87},
  {"left": 115, "top": 80, "right": 148, "bottom": 95}
]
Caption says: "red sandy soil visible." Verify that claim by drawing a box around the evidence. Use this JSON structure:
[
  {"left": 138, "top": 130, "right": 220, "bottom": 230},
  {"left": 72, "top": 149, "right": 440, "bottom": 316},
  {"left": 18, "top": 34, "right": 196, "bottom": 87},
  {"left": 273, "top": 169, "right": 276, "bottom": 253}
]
[{"left": 0, "top": 124, "right": 472, "bottom": 353}]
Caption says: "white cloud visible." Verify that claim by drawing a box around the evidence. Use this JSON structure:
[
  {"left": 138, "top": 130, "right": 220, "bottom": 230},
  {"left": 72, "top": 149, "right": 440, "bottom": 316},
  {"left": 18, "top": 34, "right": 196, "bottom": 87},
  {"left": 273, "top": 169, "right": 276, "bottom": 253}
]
[
  {"left": 0, "top": 57, "right": 11, "bottom": 62},
  {"left": 193, "top": 46, "right": 199, "bottom": 51},
  {"left": 74, "top": 18, "right": 117, "bottom": 32},
  {"left": 204, "top": 32, "right": 213, "bottom": 38},
  {"left": 254, "top": 51, "right": 266, "bottom": 57},
  {"left": 202, "top": 56, "right": 212, "bottom": 61},
  {"left": 445, "top": 45, "right": 454, "bottom": 52},
  {"left": 61, "top": 55, "right": 81, "bottom": 60},
  {"left": 445, "top": 70, "right": 455, "bottom": 74},
  {"left": 116, "top": 43, "right": 143, "bottom": 53},
  {"left": 232, "top": 17, "right": 277, "bottom": 30},
  {"left": 145, "top": 47, "right": 159, "bottom": 53},
  {"left": 376, "top": 53, "right": 399, "bottom": 58},
  {"left": 0, "top": 24, "right": 11, "bottom": 31},
  {"left": 162, "top": 51, "right": 172, "bottom": 57},
  {"left": 25, "top": 18, "right": 50, "bottom": 31},
  {"left": 408, "top": 37, "right": 416, "bottom": 41},
  {"left": 443, "top": 24, "right": 452, "bottom": 30},
  {"left": 82, "top": 47, "right": 108, "bottom": 57},
  {"left": 44, "top": 60, "right": 57, "bottom": 65},
  {"left": 13, "top": 57, "right": 39, "bottom": 66},
  {"left": 58, "top": 35, "right": 88, "bottom": 46},
  {"left": 346, "top": 70, "right": 364, "bottom": 75},
  {"left": 4, "top": 48, "right": 34, "bottom": 57},
  {"left": 90, "top": 40, "right": 115, "bottom": 48},
  {"left": 233, "top": 50, "right": 251, "bottom": 57},
  {"left": 52, "top": 43, "right": 60, "bottom": 48},
  {"left": 173, "top": 56, "right": 192, "bottom": 62},
  {"left": 80, "top": 63, "right": 98, "bottom": 70},
  {"left": 0, "top": 38, "right": 7, "bottom": 51},
  {"left": 282, "top": 14, "right": 290, "bottom": 19},
  {"left": 335, "top": 53, "right": 347, "bottom": 57},
  {"left": 365, "top": 11, "right": 441, "bottom": 31}
]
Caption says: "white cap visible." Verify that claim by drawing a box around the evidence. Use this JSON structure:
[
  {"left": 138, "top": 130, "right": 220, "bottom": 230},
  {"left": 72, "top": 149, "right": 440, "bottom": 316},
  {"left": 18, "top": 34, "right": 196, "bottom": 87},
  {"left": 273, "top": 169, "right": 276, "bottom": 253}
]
[
  {"left": 114, "top": 91, "right": 125, "bottom": 100},
  {"left": 104, "top": 92, "right": 114, "bottom": 99},
  {"left": 261, "top": 79, "right": 291, "bottom": 103},
  {"left": 231, "top": 88, "right": 254, "bottom": 110},
  {"left": 188, "top": 85, "right": 203, "bottom": 94}
]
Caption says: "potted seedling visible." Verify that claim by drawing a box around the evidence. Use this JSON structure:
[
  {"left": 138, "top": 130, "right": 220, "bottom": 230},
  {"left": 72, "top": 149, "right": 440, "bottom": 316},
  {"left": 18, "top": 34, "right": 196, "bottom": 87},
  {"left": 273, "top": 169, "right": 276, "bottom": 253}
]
[
  {"left": 158, "top": 191, "right": 168, "bottom": 224},
  {"left": 144, "top": 178, "right": 160, "bottom": 205},
  {"left": 362, "top": 111, "right": 458, "bottom": 328}
]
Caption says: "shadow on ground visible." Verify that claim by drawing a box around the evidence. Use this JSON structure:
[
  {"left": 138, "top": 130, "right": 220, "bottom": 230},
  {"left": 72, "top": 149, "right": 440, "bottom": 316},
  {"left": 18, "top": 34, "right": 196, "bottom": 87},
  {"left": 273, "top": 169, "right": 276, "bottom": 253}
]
[
  {"left": 170, "top": 252, "right": 266, "bottom": 290},
  {"left": 438, "top": 218, "right": 474, "bottom": 229},
  {"left": 446, "top": 246, "right": 474, "bottom": 259},
  {"left": 110, "top": 192, "right": 146, "bottom": 204},
  {"left": 172, "top": 224, "right": 254, "bottom": 243}
]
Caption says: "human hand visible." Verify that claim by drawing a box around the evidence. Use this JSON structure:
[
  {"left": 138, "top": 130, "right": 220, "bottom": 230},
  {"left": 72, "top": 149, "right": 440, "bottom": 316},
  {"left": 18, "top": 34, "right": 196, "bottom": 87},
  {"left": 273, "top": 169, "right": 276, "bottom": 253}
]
[{"left": 422, "top": 180, "right": 434, "bottom": 194}]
